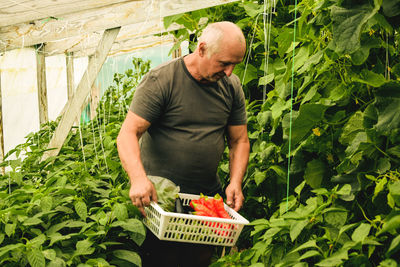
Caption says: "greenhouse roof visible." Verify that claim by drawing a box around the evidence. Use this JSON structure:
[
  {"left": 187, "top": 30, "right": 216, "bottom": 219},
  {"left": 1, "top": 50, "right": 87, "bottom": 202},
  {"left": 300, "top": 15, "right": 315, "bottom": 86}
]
[{"left": 0, "top": 0, "right": 239, "bottom": 56}]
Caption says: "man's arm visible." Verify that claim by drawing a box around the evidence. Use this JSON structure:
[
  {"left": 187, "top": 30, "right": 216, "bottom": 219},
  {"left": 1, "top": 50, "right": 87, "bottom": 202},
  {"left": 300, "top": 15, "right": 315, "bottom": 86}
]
[
  {"left": 117, "top": 110, "right": 157, "bottom": 216},
  {"left": 225, "top": 124, "right": 250, "bottom": 211}
]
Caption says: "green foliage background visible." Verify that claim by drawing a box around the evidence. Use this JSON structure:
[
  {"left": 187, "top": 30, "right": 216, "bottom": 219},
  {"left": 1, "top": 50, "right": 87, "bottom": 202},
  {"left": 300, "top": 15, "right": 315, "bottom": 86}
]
[
  {"left": 0, "top": 59, "right": 151, "bottom": 266},
  {"left": 164, "top": 0, "right": 400, "bottom": 265},
  {"left": 1, "top": 0, "right": 400, "bottom": 266}
]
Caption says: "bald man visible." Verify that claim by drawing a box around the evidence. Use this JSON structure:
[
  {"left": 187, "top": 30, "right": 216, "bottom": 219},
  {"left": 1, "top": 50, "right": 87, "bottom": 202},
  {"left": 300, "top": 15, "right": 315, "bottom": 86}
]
[{"left": 117, "top": 21, "right": 250, "bottom": 267}]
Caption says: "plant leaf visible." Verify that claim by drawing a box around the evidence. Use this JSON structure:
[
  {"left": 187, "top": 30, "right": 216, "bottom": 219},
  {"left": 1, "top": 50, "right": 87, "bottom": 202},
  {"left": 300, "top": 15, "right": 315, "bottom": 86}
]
[
  {"left": 27, "top": 248, "right": 46, "bottom": 267},
  {"left": 331, "top": 2, "right": 380, "bottom": 55},
  {"left": 113, "top": 250, "right": 141, "bottom": 266},
  {"left": 74, "top": 201, "right": 87, "bottom": 221},
  {"left": 351, "top": 223, "right": 371, "bottom": 243},
  {"left": 290, "top": 219, "right": 309, "bottom": 242},
  {"left": 304, "top": 159, "right": 325, "bottom": 189}
]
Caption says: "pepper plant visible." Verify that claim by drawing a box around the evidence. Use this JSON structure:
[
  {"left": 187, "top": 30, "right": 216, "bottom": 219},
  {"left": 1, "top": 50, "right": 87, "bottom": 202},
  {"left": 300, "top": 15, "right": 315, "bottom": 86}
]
[
  {"left": 165, "top": 0, "right": 400, "bottom": 265},
  {"left": 0, "top": 58, "right": 151, "bottom": 267}
]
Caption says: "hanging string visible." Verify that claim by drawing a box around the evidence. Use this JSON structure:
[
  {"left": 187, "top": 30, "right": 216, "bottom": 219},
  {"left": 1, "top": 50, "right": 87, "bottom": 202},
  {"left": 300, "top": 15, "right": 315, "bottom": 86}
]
[
  {"left": 286, "top": 0, "right": 298, "bottom": 212},
  {"left": 262, "top": 0, "right": 276, "bottom": 103}
]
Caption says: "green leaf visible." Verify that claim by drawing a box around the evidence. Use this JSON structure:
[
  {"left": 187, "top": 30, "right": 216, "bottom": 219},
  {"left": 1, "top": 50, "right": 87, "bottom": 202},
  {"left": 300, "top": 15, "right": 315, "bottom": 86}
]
[
  {"left": 350, "top": 36, "right": 382, "bottom": 65},
  {"left": 374, "top": 175, "right": 388, "bottom": 199},
  {"left": 234, "top": 63, "right": 258, "bottom": 85},
  {"left": 298, "top": 50, "right": 324, "bottom": 74},
  {"left": 42, "top": 249, "right": 57, "bottom": 261},
  {"left": 111, "top": 219, "right": 146, "bottom": 246},
  {"left": 304, "top": 160, "right": 325, "bottom": 189},
  {"left": 258, "top": 74, "right": 274, "bottom": 86},
  {"left": 23, "top": 217, "right": 43, "bottom": 226},
  {"left": 378, "top": 215, "right": 400, "bottom": 235},
  {"left": 301, "top": 83, "right": 319, "bottom": 105},
  {"left": 113, "top": 250, "right": 142, "bottom": 266},
  {"left": 316, "top": 249, "right": 348, "bottom": 266},
  {"left": 241, "top": 2, "right": 263, "bottom": 17},
  {"left": 47, "top": 258, "right": 66, "bottom": 267},
  {"left": 283, "top": 104, "right": 329, "bottom": 152},
  {"left": 163, "top": 14, "right": 184, "bottom": 29},
  {"left": 254, "top": 170, "right": 267, "bottom": 186},
  {"left": 30, "top": 234, "right": 46, "bottom": 248},
  {"left": 288, "top": 240, "right": 318, "bottom": 255},
  {"left": 351, "top": 223, "right": 371, "bottom": 243},
  {"left": 0, "top": 233, "right": 4, "bottom": 245},
  {"left": 268, "top": 165, "right": 286, "bottom": 181},
  {"left": 382, "top": 0, "right": 400, "bottom": 17},
  {"left": 324, "top": 209, "right": 348, "bottom": 228},
  {"left": 275, "top": 28, "right": 294, "bottom": 57},
  {"left": 293, "top": 46, "right": 310, "bottom": 72},
  {"left": 40, "top": 196, "right": 53, "bottom": 212},
  {"left": 378, "top": 259, "right": 398, "bottom": 267},
  {"left": 387, "top": 234, "right": 400, "bottom": 255},
  {"left": 294, "top": 181, "right": 306, "bottom": 196},
  {"left": 373, "top": 81, "right": 400, "bottom": 134},
  {"left": 299, "top": 250, "right": 321, "bottom": 261},
  {"left": 388, "top": 181, "right": 400, "bottom": 206},
  {"left": 0, "top": 243, "right": 24, "bottom": 258},
  {"left": 331, "top": 2, "right": 380, "bottom": 55},
  {"left": 5, "top": 223, "right": 16, "bottom": 237},
  {"left": 290, "top": 219, "right": 309, "bottom": 242},
  {"left": 74, "top": 200, "right": 87, "bottom": 221},
  {"left": 27, "top": 248, "right": 46, "bottom": 267},
  {"left": 75, "top": 239, "right": 95, "bottom": 256},
  {"left": 338, "top": 223, "right": 358, "bottom": 238},
  {"left": 352, "top": 69, "right": 386, "bottom": 87},
  {"left": 48, "top": 232, "right": 72, "bottom": 246},
  {"left": 336, "top": 184, "right": 352, "bottom": 195},
  {"left": 339, "top": 111, "right": 364, "bottom": 145},
  {"left": 113, "top": 203, "right": 128, "bottom": 221}
]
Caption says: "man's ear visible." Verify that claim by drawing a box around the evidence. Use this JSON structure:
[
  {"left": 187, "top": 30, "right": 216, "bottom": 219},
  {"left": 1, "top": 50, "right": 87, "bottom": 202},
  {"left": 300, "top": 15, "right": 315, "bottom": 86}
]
[{"left": 198, "top": 42, "right": 207, "bottom": 57}]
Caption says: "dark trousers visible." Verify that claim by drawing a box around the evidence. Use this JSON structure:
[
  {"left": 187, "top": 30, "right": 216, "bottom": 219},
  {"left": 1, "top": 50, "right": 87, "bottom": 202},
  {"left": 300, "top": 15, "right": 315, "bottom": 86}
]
[{"left": 140, "top": 231, "right": 215, "bottom": 267}]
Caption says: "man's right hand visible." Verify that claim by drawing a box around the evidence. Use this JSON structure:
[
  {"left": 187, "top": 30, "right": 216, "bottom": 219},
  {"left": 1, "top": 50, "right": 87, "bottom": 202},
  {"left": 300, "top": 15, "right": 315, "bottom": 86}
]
[{"left": 129, "top": 177, "right": 158, "bottom": 217}]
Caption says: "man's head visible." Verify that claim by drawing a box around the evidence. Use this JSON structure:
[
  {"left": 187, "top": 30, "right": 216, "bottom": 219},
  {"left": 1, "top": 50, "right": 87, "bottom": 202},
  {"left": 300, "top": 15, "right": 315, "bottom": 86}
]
[{"left": 194, "top": 21, "right": 246, "bottom": 83}]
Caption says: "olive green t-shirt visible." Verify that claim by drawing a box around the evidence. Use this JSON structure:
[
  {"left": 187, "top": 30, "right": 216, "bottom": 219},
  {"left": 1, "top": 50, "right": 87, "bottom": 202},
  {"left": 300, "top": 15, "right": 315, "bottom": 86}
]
[{"left": 130, "top": 57, "right": 247, "bottom": 194}]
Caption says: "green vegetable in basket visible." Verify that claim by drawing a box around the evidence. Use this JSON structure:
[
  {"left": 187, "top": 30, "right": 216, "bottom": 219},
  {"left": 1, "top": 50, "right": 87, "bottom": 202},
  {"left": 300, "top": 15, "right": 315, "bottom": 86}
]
[{"left": 148, "top": 176, "right": 180, "bottom": 212}]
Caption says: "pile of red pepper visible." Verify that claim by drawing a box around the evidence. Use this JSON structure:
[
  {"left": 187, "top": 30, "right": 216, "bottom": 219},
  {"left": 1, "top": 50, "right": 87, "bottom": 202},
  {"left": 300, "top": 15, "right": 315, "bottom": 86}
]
[
  {"left": 189, "top": 194, "right": 233, "bottom": 236},
  {"left": 189, "top": 193, "right": 231, "bottom": 219}
]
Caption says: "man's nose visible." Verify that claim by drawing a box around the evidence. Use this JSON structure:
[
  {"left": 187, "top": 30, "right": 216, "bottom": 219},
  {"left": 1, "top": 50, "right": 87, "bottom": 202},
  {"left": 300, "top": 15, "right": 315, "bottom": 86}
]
[{"left": 224, "top": 65, "right": 235, "bottom": 77}]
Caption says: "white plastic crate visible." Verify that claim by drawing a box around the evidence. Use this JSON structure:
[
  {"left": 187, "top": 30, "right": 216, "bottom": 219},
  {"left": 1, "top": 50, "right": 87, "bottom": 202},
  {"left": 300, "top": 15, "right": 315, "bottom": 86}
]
[{"left": 143, "top": 193, "right": 249, "bottom": 246}]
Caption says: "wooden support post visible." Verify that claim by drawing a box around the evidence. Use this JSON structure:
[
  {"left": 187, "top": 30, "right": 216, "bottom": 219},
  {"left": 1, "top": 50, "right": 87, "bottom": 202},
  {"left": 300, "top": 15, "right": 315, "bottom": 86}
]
[
  {"left": 172, "top": 37, "right": 182, "bottom": 59},
  {"left": 90, "top": 83, "right": 100, "bottom": 120},
  {"left": 66, "top": 52, "right": 74, "bottom": 100},
  {"left": 0, "top": 69, "right": 5, "bottom": 175},
  {"left": 36, "top": 44, "right": 49, "bottom": 126},
  {"left": 41, "top": 27, "right": 120, "bottom": 162},
  {"left": 65, "top": 52, "right": 80, "bottom": 126}
]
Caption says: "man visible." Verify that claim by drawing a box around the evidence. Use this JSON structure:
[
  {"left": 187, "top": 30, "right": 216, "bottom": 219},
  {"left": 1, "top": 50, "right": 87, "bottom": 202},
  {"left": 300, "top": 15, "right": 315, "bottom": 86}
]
[{"left": 117, "top": 21, "right": 250, "bottom": 267}]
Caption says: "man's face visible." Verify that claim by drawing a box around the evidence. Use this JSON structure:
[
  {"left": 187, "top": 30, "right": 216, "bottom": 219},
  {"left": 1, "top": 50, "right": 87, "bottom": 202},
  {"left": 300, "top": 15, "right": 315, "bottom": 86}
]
[{"left": 200, "top": 40, "right": 245, "bottom": 83}]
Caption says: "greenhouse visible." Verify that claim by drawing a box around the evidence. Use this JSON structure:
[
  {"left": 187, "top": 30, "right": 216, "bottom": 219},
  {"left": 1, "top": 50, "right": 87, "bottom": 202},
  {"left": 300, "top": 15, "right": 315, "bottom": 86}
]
[{"left": 0, "top": 0, "right": 399, "bottom": 266}]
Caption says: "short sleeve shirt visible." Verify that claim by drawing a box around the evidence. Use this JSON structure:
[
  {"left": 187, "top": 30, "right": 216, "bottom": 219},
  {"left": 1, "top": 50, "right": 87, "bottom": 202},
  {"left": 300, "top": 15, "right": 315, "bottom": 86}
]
[{"left": 130, "top": 57, "right": 247, "bottom": 194}]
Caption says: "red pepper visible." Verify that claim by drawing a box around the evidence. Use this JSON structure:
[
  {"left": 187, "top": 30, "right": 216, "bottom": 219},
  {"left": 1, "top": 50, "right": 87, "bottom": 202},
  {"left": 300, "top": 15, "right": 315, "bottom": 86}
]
[
  {"left": 212, "top": 194, "right": 231, "bottom": 219},
  {"left": 190, "top": 200, "right": 219, "bottom": 217}
]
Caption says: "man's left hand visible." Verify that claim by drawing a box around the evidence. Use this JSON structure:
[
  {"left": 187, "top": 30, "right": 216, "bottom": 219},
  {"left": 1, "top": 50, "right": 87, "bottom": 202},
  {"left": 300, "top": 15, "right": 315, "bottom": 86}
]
[{"left": 225, "top": 182, "right": 244, "bottom": 211}]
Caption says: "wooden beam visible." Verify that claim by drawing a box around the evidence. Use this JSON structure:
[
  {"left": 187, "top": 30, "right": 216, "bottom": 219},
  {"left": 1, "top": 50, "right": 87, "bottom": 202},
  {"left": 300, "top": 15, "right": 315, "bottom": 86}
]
[
  {"left": 44, "top": 19, "right": 190, "bottom": 56},
  {"left": 0, "top": 0, "right": 238, "bottom": 51},
  {"left": 72, "top": 34, "right": 176, "bottom": 58},
  {"left": 35, "top": 44, "right": 49, "bottom": 125},
  {"left": 41, "top": 27, "right": 120, "bottom": 162},
  {"left": 0, "top": 0, "right": 134, "bottom": 27},
  {"left": 66, "top": 52, "right": 74, "bottom": 99}
]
